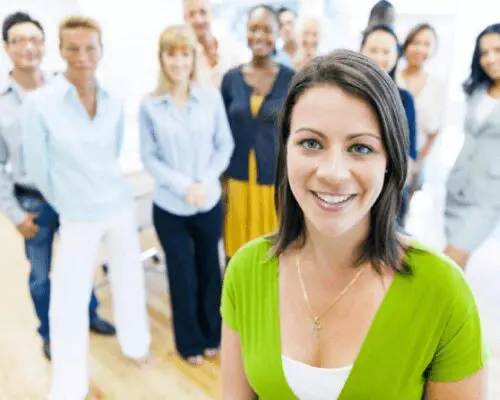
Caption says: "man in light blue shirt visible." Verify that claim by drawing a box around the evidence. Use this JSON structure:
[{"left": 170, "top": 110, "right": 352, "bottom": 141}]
[
  {"left": 20, "top": 15, "right": 151, "bottom": 400},
  {"left": 0, "top": 11, "right": 114, "bottom": 363}
]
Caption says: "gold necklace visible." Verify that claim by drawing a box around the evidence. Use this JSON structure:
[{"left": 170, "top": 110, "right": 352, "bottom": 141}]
[{"left": 296, "top": 254, "right": 365, "bottom": 336}]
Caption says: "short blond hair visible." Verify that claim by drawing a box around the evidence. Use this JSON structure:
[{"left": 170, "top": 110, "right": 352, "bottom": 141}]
[
  {"left": 154, "top": 24, "right": 209, "bottom": 95},
  {"left": 59, "top": 16, "right": 102, "bottom": 47}
]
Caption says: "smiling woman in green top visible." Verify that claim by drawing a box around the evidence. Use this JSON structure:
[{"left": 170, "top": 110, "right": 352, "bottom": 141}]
[{"left": 220, "top": 49, "right": 488, "bottom": 399}]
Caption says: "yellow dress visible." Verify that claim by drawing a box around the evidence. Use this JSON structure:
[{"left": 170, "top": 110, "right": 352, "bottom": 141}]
[{"left": 224, "top": 95, "right": 278, "bottom": 258}]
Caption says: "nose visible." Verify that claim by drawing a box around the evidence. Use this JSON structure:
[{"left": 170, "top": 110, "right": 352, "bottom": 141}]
[
  {"left": 76, "top": 50, "right": 87, "bottom": 63},
  {"left": 253, "top": 29, "right": 265, "bottom": 41},
  {"left": 374, "top": 53, "right": 386, "bottom": 66},
  {"left": 24, "top": 41, "right": 35, "bottom": 51},
  {"left": 193, "top": 12, "right": 204, "bottom": 25},
  {"left": 316, "top": 148, "right": 351, "bottom": 182}
]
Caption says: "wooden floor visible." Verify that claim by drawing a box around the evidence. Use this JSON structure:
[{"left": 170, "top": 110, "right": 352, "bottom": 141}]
[
  {"left": 0, "top": 215, "right": 220, "bottom": 400},
  {"left": 2, "top": 215, "right": 500, "bottom": 400}
]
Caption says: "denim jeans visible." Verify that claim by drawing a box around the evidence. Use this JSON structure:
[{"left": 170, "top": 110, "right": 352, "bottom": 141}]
[{"left": 18, "top": 195, "right": 100, "bottom": 342}]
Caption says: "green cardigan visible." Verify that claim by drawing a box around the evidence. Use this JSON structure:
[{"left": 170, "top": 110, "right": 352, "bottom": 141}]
[{"left": 221, "top": 237, "right": 488, "bottom": 399}]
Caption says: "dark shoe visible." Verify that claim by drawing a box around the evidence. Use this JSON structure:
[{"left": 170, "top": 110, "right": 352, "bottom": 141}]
[
  {"left": 43, "top": 341, "right": 51, "bottom": 361},
  {"left": 89, "top": 317, "right": 116, "bottom": 336}
]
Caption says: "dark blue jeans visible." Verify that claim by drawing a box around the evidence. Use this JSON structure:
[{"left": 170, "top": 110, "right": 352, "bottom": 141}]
[
  {"left": 153, "top": 201, "right": 223, "bottom": 358},
  {"left": 18, "top": 195, "right": 100, "bottom": 342}
]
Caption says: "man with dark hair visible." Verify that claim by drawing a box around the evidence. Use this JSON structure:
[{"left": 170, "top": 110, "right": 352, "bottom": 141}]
[
  {"left": 0, "top": 11, "right": 115, "bottom": 362},
  {"left": 2, "top": 11, "right": 45, "bottom": 42},
  {"left": 275, "top": 6, "right": 297, "bottom": 67}
]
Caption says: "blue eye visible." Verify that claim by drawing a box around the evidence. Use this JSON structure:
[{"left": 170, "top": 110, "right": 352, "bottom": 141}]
[
  {"left": 349, "top": 144, "right": 373, "bottom": 154},
  {"left": 299, "top": 139, "right": 322, "bottom": 150}
]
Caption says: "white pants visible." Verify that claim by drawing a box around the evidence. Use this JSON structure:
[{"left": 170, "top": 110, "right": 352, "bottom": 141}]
[{"left": 49, "top": 205, "right": 151, "bottom": 400}]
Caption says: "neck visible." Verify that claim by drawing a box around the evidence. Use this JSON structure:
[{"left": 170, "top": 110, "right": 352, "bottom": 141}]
[
  {"left": 11, "top": 68, "right": 43, "bottom": 91},
  {"left": 283, "top": 40, "right": 297, "bottom": 56},
  {"left": 170, "top": 80, "right": 190, "bottom": 99},
  {"left": 65, "top": 70, "right": 95, "bottom": 96},
  {"left": 251, "top": 55, "right": 272, "bottom": 69},
  {"left": 403, "top": 64, "right": 423, "bottom": 76},
  {"left": 301, "top": 219, "right": 370, "bottom": 276},
  {"left": 489, "top": 80, "right": 500, "bottom": 97}
]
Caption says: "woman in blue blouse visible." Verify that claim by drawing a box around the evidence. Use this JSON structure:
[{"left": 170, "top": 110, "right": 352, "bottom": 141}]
[
  {"left": 139, "top": 25, "right": 234, "bottom": 366},
  {"left": 221, "top": 4, "right": 294, "bottom": 260},
  {"left": 360, "top": 24, "right": 417, "bottom": 223}
]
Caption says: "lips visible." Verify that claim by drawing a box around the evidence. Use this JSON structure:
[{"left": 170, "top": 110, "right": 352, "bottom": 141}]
[
  {"left": 311, "top": 191, "right": 356, "bottom": 211},
  {"left": 253, "top": 42, "right": 269, "bottom": 52},
  {"left": 314, "top": 192, "right": 353, "bottom": 204}
]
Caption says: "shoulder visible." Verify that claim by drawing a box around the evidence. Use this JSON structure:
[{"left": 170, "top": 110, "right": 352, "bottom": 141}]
[
  {"left": 467, "top": 84, "right": 488, "bottom": 104},
  {"left": 224, "top": 236, "right": 275, "bottom": 285},
  {"left": 139, "top": 93, "right": 157, "bottom": 110},
  {"left": 25, "top": 80, "right": 62, "bottom": 107},
  {"left": 222, "top": 66, "right": 242, "bottom": 82},
  {"left": 278, "top": 64, "right": 295, "bottom": 86},
  {"left": 406, "top": 241, "right": 473, "bottom": 306},
  {"left": 278, "top": 64, "right": 295, "bottom": 80}
]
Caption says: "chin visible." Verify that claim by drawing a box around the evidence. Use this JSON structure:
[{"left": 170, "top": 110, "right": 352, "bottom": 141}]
[
  {"left": 307, "top": 215, "right": 360, "bottom": 240},
  {"left": 489, "top": 71, "right": 500, "bottom": 81},
  {"left": 21, "top": 61, "right": 39, "bottom": 69}
]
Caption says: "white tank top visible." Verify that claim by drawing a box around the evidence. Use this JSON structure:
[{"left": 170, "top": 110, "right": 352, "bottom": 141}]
[{"left": 282, "top": 354, "right": 353, "bottom": 399}]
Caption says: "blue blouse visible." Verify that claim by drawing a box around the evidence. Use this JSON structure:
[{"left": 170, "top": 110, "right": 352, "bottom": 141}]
[{"left": 139, "top": 85, "right": 234, "bottom": 216}]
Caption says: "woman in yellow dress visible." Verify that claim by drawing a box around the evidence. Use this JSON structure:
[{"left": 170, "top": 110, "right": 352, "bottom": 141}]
[{"left": 220, "top": 4, "right": 294, "bottom": 260}]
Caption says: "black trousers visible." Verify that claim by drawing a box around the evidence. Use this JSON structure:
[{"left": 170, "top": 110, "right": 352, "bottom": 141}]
[{"left": 153, "top": 201, "right": 223, "bottom": 358}]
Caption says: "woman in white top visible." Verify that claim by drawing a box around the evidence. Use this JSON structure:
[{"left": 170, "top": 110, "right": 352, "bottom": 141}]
[{"left": 397, "top": 23, "right": 446, "bottom": 195}]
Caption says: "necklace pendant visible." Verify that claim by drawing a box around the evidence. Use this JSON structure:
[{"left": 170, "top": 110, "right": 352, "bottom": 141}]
[{"left": 312, "top": 317, "right": 321, "bottom": 335}]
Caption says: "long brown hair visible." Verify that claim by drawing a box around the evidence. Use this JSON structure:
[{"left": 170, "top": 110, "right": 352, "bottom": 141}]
[{"left": 270, "top": 49, "right": 411, "bottom": 274}]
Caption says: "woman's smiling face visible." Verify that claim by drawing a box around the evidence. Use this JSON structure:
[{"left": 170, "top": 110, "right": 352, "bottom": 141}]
[{"left": 286, "top": 85, "right": 387, "bottom": 239}]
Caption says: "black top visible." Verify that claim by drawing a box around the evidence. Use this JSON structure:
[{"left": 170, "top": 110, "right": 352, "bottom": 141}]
[{"left": 221, "top": 65, "right": 295, "bottom": 185}]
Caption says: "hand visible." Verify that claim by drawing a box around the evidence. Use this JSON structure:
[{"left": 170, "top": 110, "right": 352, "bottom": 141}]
[
  {"left": 16, "top": 213, "right": 39, "bottom": 239},
  {"left": 186, "top": 183, "right": 208, "bottom": 208}
]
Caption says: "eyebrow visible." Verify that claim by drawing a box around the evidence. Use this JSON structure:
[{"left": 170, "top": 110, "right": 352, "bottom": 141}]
[{"left": 293, "top": 127, "right": 381, "bottom": 141}]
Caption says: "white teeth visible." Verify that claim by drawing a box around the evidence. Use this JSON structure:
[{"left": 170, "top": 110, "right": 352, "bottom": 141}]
[{"left": 315, "top": 193, "right": 352, "bottom": 204}]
